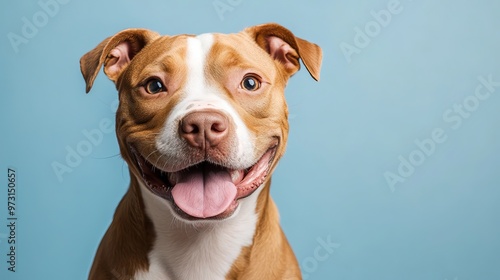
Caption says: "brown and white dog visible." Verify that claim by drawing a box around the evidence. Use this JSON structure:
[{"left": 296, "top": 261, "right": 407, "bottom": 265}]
[{"left": 80, "top": 23, "right": 322, "bottom": 280}]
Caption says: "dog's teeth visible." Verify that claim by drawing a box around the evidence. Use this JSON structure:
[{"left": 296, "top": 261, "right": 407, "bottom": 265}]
[
  {"left": 230, "top": 170, "right": 237, "bottom": 182},
  {"left": 231, "top": 170, "right": 244, "bottom": 183}
]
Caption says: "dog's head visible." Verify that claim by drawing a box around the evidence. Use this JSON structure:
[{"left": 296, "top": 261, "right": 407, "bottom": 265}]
[{"left": 80, "top": 23, "right": 321, "bottom": 221}]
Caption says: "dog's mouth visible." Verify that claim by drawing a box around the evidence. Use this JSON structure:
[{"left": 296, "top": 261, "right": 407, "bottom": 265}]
[{"left": 132, "top": 146, "right": 277, "bottom": 220}]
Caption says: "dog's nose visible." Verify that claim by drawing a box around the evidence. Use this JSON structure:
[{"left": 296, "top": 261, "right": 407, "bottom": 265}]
[{"left": 180, "top": 111, "right": 229, "bottom": 148}]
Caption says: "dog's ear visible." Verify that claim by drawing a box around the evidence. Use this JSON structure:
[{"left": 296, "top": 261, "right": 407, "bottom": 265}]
[
  {"left": 245, "top": 23, "right": 322, "bottom": 81},
  {"left": 80, "top": 28, "right": 160, "bottom": 93}
]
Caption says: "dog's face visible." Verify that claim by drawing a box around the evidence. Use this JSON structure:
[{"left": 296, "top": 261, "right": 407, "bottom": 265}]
[{"left": 81, "top": 24, "right": 321, "bottom": 221}]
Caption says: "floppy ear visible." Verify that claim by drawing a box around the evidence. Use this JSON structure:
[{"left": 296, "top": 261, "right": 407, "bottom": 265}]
[
  {"left": 80, "top": 28, "right": 160, "bottom": 93},
  {"left": 245, "top": 23, "right": 322, "bottom": 81}
]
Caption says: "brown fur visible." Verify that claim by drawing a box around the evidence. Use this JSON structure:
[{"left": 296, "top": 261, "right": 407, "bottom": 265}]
[
  {"left": 226, "top": 180, "right": 301, "bottom": 280},
  {"left": 88, "top": 175, "right": 155, "bottom": 280}
]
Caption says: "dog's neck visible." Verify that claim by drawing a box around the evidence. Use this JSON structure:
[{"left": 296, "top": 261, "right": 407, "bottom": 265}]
[{"left": 134, "top": 174, "right": 267, "bottom": 280}]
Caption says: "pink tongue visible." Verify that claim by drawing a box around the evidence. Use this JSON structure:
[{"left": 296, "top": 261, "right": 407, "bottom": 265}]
[{"left": 171, "top": 168, "right": 237, "bottom": 218}]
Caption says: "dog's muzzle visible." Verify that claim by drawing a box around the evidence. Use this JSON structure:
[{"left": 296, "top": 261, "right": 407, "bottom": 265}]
[{"left": 132, "top": 110, "right": 278, "bottom": 220}]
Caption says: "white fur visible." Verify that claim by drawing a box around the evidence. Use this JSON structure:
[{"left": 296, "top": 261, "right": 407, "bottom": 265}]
[
  {"left": 155, "top": 33, "right": 256, "bottom": 171},
  {"left": 135, "top": 33, "right": 263, "bottom": 279},
  {"left": 135, "top": 181, "right": 261, "bottom": 280}
]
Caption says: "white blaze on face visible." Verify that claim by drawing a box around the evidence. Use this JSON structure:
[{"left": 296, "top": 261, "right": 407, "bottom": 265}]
[{"left": 155, "top": 33, "right": 256, "bottom": 169}]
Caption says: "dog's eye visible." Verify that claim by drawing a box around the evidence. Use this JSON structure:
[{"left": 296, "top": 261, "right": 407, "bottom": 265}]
[
  {"left": 241, "top": 75, "right": 261, "bottom": 91},
  {"left": 145, "top": 79, "right": 166, "bottom": 94}
]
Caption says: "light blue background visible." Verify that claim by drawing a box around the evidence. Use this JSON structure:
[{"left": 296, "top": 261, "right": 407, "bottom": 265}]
[{"left": 1, "top": 0, "right": 500, "bottom": 279}]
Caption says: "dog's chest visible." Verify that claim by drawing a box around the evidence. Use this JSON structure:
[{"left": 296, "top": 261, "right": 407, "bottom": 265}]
[
  {"left": 135, "top": 182, "right": 260, "bottom": 280},
  {"left": 133, "top": 229, "right": 248, "bottom": 280}
]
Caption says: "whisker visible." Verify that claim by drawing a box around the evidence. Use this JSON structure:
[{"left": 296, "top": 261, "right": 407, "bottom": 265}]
[{"left": 91, "top": 153, "right": 121, "bottom": 160}]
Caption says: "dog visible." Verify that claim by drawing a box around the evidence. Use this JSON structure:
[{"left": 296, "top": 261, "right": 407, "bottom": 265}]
[{"left": 80, "top": 23, "right": 322, "bottom": 280}]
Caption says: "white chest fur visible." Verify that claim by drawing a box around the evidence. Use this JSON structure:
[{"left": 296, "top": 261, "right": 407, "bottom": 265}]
[{"left": 135, "top": 180, "right": 261, "bottom": 280}]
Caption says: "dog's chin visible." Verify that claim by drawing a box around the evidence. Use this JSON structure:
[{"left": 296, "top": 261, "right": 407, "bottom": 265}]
[{"left": 131, "top": 145, "right": 277, "bottom": 221}]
